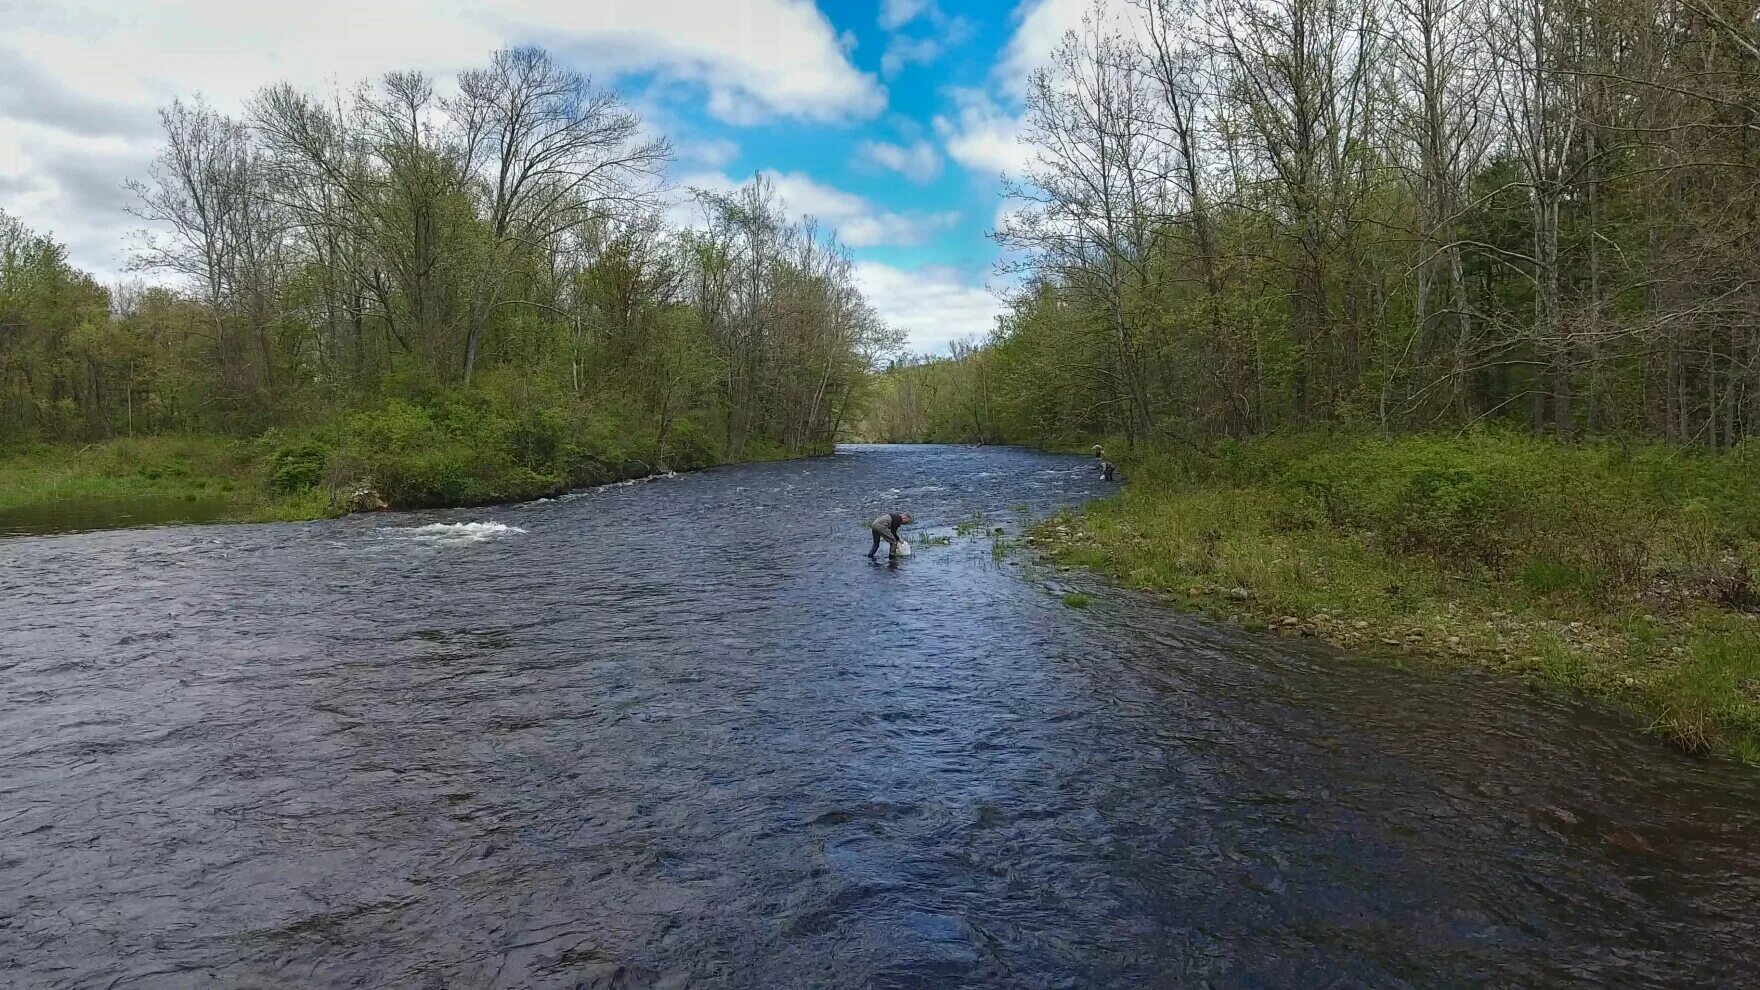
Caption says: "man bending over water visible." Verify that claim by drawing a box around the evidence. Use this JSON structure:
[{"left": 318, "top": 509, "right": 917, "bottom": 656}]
[{"left": 868, "top": 511, "right": 913, "bottom": 558}]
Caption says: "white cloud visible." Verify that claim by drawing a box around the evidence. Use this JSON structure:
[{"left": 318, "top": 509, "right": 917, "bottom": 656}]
[
  {"left": 0, "top": 0, "right": 883, "bottom": 278},
  {"left": 876, "top": 0, "right": 973, "bottom": 77},
  {"left": 933, "top": 88, "right": 1032, "bottom": 178},
  {"left": 881, "top": 36, "right": 943, "bottom": 77},
  {"left": 931, "top": 0, "right": 1142, "bottom": 182},
  {"left": 855, "top": 261, "right": 1006, "bottom": 355},
  {"left": 879, "top": 0, "right": 935, "bottom": 31},
  {"left": 763, "top": 171, "right": 958, "bottom": 248},
  {"left": 999, "top": 0, "right": 1139, "bottom": 97},
  {"left": 856, "top": 140, "right": 943, "bottom": 184},
  {"left": 670, "top": 169, "right": 959, "bottom": 249},
  {"left": 678, "top": 138, "right": 741, "bottom": 169},
  {"left": 1000, "top": 0, "right": 1087, "bottom": 96},
  {"left": 2, "top": 0, "right": 882, "bottom": 125}
]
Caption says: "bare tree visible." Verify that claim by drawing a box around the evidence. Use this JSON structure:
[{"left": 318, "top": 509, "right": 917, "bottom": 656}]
[
  {"left": 1001, "top": 6, "right": 1167, "bottom": 443},
  {"left": 450, "top": 47, "right": 670, "bottom": 383},
  {"left": 128, "top": 97, "right": 269, "bottom": 411}
]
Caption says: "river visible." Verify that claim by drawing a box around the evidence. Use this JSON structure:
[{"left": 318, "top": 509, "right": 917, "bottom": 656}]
[{"left": 1, "top": 444, "right": 1756, "bottom": 988}]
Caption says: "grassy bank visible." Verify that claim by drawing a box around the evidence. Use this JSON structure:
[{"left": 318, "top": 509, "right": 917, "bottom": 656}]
[
  {"left": 0, "top": 436, "right": 322, "bottom": 522},
  {"left": 1, "top": 394, "right": 825, "bottom": 529},
  {"left": 1037, "top": 431, "right": 1760, "bottom": 762}
]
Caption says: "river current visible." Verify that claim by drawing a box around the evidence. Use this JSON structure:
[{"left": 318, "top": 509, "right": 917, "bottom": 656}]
[{"left": 1, "top": 444, "right": 1756, "bottom": 988}]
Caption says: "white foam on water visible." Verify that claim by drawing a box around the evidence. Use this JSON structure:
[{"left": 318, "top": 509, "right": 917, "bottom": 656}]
[
  {"left": 388, "top": 521, "right": 527, "bottom": 545},
  {"left": 558, "top": 472, "right": 679, "bottom": 501}
]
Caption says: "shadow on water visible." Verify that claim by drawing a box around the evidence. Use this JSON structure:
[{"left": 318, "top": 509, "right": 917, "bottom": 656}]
[
  {"left": 0, "top": 493, "right": 235, "bottom": 538},
  {"left": 1, "top": 444, "right": 1757, "bottom": 988}
]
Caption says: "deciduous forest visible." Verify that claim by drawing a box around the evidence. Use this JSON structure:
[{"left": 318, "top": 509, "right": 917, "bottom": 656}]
[
  {"left": 864, "top": 0, "right": 1760, "bottom": 447},
  {"left": 857, "top": 0, "right": 1760, "bottom": 757},
  {"left": 2, "top": 47, "right": 894, "bottom": 509}
]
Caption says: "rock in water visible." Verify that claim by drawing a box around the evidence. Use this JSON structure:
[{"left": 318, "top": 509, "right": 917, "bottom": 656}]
[{"left": 341, "top": 483, "right": 389, "bottom": 513}]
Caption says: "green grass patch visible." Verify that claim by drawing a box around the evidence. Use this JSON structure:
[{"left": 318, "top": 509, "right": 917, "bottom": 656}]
[
  {"left": 1, "top": 388, "right": 827, "bottom": 533},
  {"left": 1040, "top": 429, "right": 1760, "bottom": 761},
  {"left": 0, "top": 435, "right": 293, "bottom": 525},
  {"left": 1518, "top": 558, "right": 1603, "bottom": 598},
  {"left": 1062, "top": 592, "right": 1092, "bottom": 609}
]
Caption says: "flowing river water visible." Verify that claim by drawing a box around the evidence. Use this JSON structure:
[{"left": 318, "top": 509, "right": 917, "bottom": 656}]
[{"left": 2, "top": 444, "right": 1757, "bottom": 988}]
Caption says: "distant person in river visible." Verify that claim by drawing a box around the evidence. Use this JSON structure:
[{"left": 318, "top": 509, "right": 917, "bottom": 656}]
[
  {"left": 1100, "top": 461, "right": 1117, "bottom": 482},
  {"left": 1092, "top": 444, "right": 1104, "bottom": 459},
  {"left": 868, "top": 511, "right": 913, "bottom": 558}
]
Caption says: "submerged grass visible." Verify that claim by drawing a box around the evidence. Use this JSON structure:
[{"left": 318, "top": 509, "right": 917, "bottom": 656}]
[{"left": 1036, "top": 430, "right": 1760, "bottom": 763}]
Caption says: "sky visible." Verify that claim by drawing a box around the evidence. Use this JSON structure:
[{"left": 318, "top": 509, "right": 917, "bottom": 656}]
[{"left": 0, "top": 0, "right": 1100, "bottom": 355}]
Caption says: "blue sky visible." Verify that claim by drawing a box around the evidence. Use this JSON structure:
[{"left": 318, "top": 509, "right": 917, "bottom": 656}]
[
  {"left": 681, "top": 0, "right": 1019, "bottom": 272},
  {"left": 637, "top": 0, "right": 1061, "bottom": 353},
  {"left": 0, "top": 0, "right": 1092, "bottom": 353}
]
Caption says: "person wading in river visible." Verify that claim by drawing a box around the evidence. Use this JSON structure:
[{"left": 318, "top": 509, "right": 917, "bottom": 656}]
[{"left": 867, "top": 511, "right": 913, "bottom": 558}]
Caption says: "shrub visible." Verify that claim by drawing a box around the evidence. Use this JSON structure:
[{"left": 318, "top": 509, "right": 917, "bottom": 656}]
[
  {"left": 742, "top": 437, "right": 787, "bottom": 463},
  {"left": 1385, "top": 462, "right": 1510, "bottom": 564},
  {"left": 267, "top": 442, "right": 329, "bottom": 494},
  {"left": 505, "top": 408, "right": 567, "bottom": 473},
  {"left": 338, "top": 400, "right": 437, "bottom": 453},
  {"left": 662, "top": 418, "right": 719, "bottom": 471}
]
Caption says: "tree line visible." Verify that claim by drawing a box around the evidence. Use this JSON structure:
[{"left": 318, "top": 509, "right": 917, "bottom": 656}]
[
  {"left": 1, "top": 47, "right": 896, "bottom": 460},
  {"left": 866, "top": 0, "right": 1760, "bottom": 448}
]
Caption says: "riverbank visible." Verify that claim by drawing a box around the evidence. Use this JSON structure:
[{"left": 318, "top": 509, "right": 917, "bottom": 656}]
[
  {"left": 1035, "top": 431, "right": 1760, "bottom": 762},
  {"left": 1, "top": 398, "right": 829, "bottom": 534}
]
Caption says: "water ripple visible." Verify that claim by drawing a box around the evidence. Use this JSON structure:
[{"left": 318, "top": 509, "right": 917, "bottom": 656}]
[{"left": 1, "top": 445, "right": 1756, "bottom": 988}]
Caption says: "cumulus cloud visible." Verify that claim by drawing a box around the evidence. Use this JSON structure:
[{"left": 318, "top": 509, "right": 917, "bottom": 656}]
[
  {"left": 999, "top": 0, "right": 1140, "bottom": 97},
  {"left": 998, "top": 0, "right": 1086, "bottom": 96},
  {"left": 878, "top": 0, "right": 935, "bottom": 31},
  {"left": 932, "top": 0, "right": 1141, "bottom": 182},
  {"left": 855, "top": 261, "right": 1006, "bottom": 355},
  {"left": 763, "top": 171, "right": 959, "bottom": 248},
  {"left": 671, "top": 169, "right": 960, "bottom": 249},
  {"left": 677, "top": 137, "right": 741, "bottom": 169},
  {"left": 0, "top": 0, "right": 883, "bottom": 276},
  {"left": 933, "top": 88, "right": 1032, "bottom": 178},
  {"left": 876, "top": 0, "right": 972, "bottom": 77},
  {"left": 3, "top": 0, "right": 883, "bottom": 124},
  {"left": 881, "top": 36, "right": 943, "bottom": 77},
  {"left": 856, "top": 139, "right": 943, "bottom": 184}
]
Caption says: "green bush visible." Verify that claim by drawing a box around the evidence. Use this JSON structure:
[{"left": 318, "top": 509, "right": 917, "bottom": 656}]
[
  {"left": 267, "top": 442, "right": 329, "bottom": 494},
  {"left": 1385, "top": 462, "right": 1510, "bottom": 564},
  {"left": 742, "top": 437, "right": 788, "bottom": 463},
  {"left": 338, "top": 400, "right": 438, "bottom": 453},
  {"left": 505, "top": 408, "right": 568, "bottom": 473},
  {"left": 1111, "top": 429, "right": 1760, "bottom": 599},
  {"left": 663, "top": 418, "right": 719, "bottom": 471}
]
